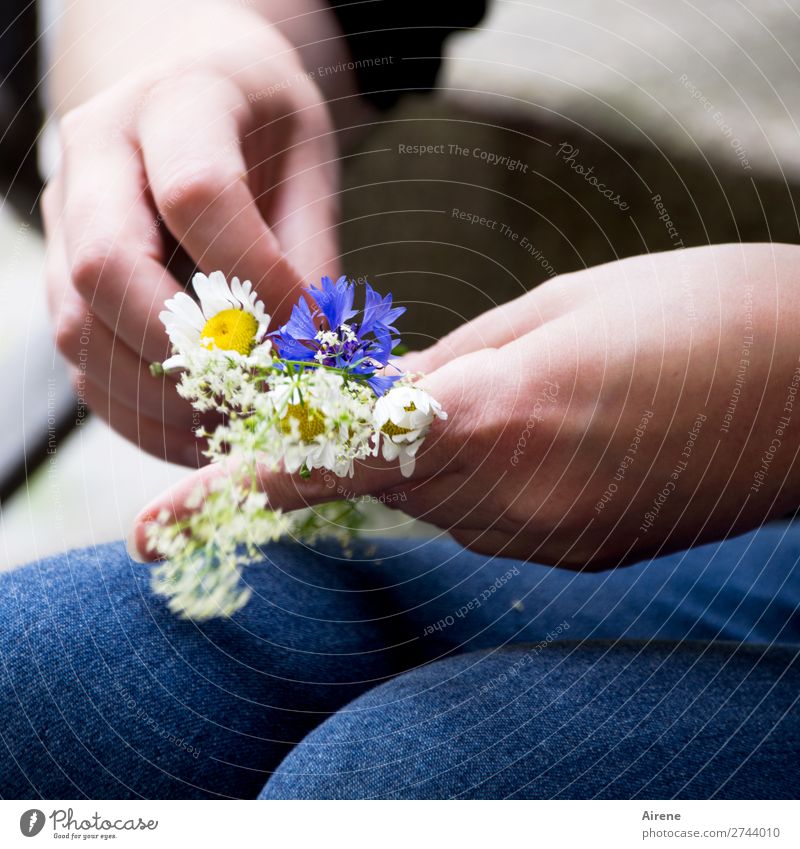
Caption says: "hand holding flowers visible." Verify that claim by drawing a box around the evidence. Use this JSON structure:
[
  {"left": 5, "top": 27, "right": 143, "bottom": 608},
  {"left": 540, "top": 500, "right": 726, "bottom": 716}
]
[
  {"left": 138, "top": 272, "right": 446, "bottom": 618},
  {"left": 43, "top": 3, "right": 341, "bottom": 467},
  {"left": 134, "top": 244, "right": 800, "bottom": 624}
]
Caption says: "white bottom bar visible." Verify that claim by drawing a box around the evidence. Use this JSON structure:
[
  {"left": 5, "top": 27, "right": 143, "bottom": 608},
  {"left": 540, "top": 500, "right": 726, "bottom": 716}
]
[{"left": 2, "top": 800, "right": 797, "bottom": 849}]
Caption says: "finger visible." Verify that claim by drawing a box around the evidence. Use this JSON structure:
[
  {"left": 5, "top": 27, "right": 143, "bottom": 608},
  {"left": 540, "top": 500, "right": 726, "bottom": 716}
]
[
  {"left": 128, "top": 461, "right": 228, "bottom": 561},
  {"left": 129, "top": 383, "right": 462, "bottom": 560},
  {"left": 58, "top": 104, "right": 184, "bottom": 364},
  {"left": 261, "top": 103, "right": 340, "bottom": 301},
  {"left": 137, "top": 70, "right": 303, "bottom": 322},
  {"left": 450, "top": 527, "right": 515, "bottom": 559},
  {"left": 77, "top": 319, "right": 198, "bottom": 427},
  {"left": 403, "top": 271, "right": 585, "bottom": 372},
  {"left": 45, "top": 189, "right": 197, "bottom": 430},
  {"left": 44, "top": 177, "right": 100, "bottom": 365},
  {"left": 127, "top": 453, "right": 340, "bottom": 562},
  {"left": 130, "top": 449, "right": 409, "bottom": 563},
  {"left": 384, "top": 474, "right": 517, "bottom": 532},
  {"left": 130, "top": 346, "right": 490, "bottom": 558},
  {"left": 451, "top": 526, "right": 619, "bottom": 572}
]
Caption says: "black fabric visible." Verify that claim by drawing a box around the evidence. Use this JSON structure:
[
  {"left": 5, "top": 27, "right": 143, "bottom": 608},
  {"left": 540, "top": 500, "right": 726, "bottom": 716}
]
[{"left": 327, "top": 1, "right": 486, "bottom": 108}]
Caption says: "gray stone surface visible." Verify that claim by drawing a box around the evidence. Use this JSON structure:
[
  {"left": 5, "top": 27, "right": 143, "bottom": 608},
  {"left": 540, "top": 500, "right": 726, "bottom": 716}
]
[{"left": 445, "top": 0, "right": 800, "bottom": 177}]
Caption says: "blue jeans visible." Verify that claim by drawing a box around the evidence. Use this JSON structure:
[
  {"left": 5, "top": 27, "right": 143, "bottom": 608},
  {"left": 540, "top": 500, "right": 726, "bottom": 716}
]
[{"left": 1, "top": 522, "right": 798, "bottom": 799}]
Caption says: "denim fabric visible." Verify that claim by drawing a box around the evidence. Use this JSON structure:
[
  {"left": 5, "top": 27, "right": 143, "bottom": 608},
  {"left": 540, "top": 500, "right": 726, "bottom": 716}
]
[
  {"left": 0, "top": 521, "right": 798, "bottom": 799},
  {"left": 261, "top": 642, "right": 799, "bottom": 799}
]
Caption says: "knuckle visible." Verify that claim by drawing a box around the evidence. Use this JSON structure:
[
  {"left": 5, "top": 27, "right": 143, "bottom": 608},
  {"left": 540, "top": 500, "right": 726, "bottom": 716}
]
[
  {"left": 503, "top": 500, "right": 534, "bottom": 528},
  {"left": 58, "top": 105, "right": 91, "bottom": 142},
  {"left": 147, "top": 66, "right": 220, "bottom": 102},
  {"left": 158, "top": 165, "right": 233, "bottom": 228},
  {"left": 54, "top": 309, "right": 87, "bottom": 360},
  {"left": 560, "top": 552, "right": 613, "bottom": 572},
  {"left": 464, "top": 536, "right": 500, "bottom": 557},
  {"left": 557, "top": 551, "right": 590, "bottom": 570},
  {"left": 555, "top": 538, "right": 623, "bottom": 572},
  {"left": 54, "top": 323, "right": 73, "bottom": 359},
  {"left": 290, "top": 75, "right": 328, "bottom": 122}
]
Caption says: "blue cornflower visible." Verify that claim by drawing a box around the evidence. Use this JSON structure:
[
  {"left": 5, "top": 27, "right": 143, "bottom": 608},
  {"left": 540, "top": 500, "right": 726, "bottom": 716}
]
[{"left": 273, "top": 276, "right": 406, "bottom": 395}]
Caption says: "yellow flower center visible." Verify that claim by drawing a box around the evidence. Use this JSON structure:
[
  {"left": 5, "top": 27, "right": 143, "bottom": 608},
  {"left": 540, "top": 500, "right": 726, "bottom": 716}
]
[
  {"left": 280, "top": 403, "right": 326, "bottom": 442},
  {"left": 381, "top": 402, "right": 416, "bottom": 437},
  {"left": 201, "top": 309, "right": 258, "bottom": 356}
]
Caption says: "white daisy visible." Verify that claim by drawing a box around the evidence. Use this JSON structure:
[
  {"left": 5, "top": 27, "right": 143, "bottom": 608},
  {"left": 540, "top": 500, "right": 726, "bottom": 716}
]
[
  {"left": 374, "top": 384, "right": 447, "bottom": 477},
  {"left": 159, "top": 271, "right": 271, "bottom": 371}
]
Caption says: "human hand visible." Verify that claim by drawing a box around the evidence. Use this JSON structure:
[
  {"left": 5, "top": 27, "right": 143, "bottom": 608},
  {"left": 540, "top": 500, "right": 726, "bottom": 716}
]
[
  {"left": 44, "top": 7, "right": 338, "bottom": 465},
  {"left": 130, "top": 243, "right": 800, "bottom": 570}
]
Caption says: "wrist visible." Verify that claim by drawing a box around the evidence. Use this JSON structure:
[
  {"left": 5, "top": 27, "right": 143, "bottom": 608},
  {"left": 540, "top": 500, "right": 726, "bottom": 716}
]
[
  {"left": 54, "top": 0, "right": 361, "bottom": 133},
  {"left": 247, "top": 0, "right": 370, "bottom": 131},
  {"left": 715, "top": 243, "right": 800, "bottom": 517}
]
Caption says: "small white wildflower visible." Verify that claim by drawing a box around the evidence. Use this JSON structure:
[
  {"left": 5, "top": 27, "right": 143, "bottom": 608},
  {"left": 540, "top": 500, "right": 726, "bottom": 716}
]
[
  {"left": 315, "top": 329, "right": 341, "bottom": 347},
  {"left": 263, "top": 369, "right": 377, "bottom": 477},
  {"left": 147, "top": 477, "right": 292, "bottom": 620},
  {"left": 147, "top": 270, "right": 449, "bottom": 621}
]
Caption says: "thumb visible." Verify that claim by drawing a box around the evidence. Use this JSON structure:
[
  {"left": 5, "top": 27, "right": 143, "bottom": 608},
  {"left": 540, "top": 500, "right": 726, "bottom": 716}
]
[
  {"left": 126, "top": 451, "right": 411, "bottom": 564},
  {"left": 127, "top": 460, "right": 236, "bottom": 563}
]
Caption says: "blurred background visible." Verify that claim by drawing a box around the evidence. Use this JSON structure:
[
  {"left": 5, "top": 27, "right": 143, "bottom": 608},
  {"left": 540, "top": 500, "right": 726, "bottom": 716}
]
[{"left": 2, "top": 0, "right": 800, "bottom": 569}]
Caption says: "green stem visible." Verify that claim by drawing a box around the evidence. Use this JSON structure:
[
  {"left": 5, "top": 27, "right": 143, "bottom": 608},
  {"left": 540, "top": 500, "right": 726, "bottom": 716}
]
[{"left": 254, "top": 359, "right": 365, "bottom": 380}]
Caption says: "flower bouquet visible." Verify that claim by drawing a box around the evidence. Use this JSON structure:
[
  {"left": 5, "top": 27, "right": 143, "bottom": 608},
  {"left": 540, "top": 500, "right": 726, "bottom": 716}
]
[{"left": 145, "top": 272, "right": 446, "bottom": 620}]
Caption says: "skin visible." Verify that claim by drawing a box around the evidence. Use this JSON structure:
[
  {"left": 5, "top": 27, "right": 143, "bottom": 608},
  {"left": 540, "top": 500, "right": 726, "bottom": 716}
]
[
  {"left": 131, "top": 243, "right": 800, "bottom": 570},
  {"left": 44, "top": 0, "right": 360, "bottom": 464},
  {"left": 46, "top": 3, "right": 800, "bottom": 570}
]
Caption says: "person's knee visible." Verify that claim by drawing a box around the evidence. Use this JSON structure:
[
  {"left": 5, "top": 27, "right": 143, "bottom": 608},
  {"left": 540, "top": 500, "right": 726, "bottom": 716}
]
[
  {"left": 0, "top": 540, "right": 429, "bottom": 798},
  {"left": 0, "top": 541, "right": 322, "bottom": 797},
  {"left": 261, "top": 647, "right": 565, "bottom": 799},
  {"left": 261, "top": 642, "right": 800, "bottom": 799}
]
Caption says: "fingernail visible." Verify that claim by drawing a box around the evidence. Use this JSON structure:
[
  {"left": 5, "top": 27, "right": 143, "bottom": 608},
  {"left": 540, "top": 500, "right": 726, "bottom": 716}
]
[{"left": 126, "top": 513, "right": 158, "bottom": 563}]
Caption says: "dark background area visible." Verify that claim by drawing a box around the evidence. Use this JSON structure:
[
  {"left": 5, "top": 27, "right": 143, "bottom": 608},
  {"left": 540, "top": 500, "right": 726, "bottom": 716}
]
[{"left": 340, "top": 97, "right": 800, "bottom": 344}]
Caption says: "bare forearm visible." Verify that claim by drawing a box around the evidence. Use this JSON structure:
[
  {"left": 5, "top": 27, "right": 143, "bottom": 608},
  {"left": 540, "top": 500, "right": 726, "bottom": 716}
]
[{"left": 249, "top": 0, "right": 366, "bottom": 126}]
